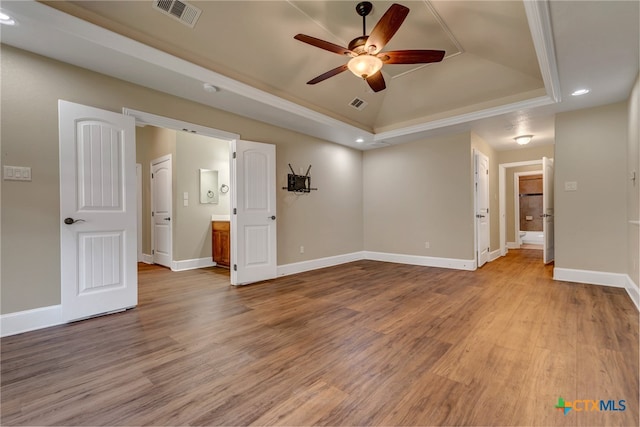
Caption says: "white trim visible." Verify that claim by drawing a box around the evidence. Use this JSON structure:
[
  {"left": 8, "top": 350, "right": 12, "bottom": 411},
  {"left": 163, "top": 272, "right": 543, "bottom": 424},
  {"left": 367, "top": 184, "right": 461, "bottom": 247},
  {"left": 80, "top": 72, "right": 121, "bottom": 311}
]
[
  {"left": 554, "top": 268, "right": 640, "bottom": 312},
  {"left": 141, "top": 253, "right": 154, "bottom": 264},
  {"left": 499, "top": 160, "right": 543, "bottom": 258},
  {"left": 123, "top": 108, "right": 240, "bottom": 140},
  {"left": 1, "top": 305, "right": 63, "bottom": 338},
  {"left": 522, "top": 0, "right": 562, "bottom": 103},
  {"left": 136, "top": 163, "right": 143, "bottom": 262},
  {"left": 364, "top": 251, "right": 476, "bottom": 271},
  {"left": 629, "top": 220, "right": 640, "bottom": 226},
  {"left": 625, "top": 276, "right": 640, "bottom": 311},
  {"left": 172, "top": 257, "right": 216, "bottom": 271},
  {"left": 277, "top": 252, "right": 365, "bottom": 277},
  {"left": 553, "top": 268, "right": 627, "bottom": 288},
  {"left": 375, "top": 96, "right": 553, "bottom": 143},
  {"left": 507, "top": 242, "right": 520, "bottom": 249},
  {"left": 489, "top": 249, "right": 502, "bottom": 262},
  {"left": 514, "top": 170, "right": 543, "bottom": 245}
]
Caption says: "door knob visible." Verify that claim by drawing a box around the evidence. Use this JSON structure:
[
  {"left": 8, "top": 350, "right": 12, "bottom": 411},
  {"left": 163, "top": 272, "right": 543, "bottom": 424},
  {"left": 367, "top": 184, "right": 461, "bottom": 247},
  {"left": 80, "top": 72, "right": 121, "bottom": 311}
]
[
  {"left": 268, "top": 215, "right": 276, "bottom": 220},
  {"left": 64, "top": 217, "right": 85, "bottom": 225}
]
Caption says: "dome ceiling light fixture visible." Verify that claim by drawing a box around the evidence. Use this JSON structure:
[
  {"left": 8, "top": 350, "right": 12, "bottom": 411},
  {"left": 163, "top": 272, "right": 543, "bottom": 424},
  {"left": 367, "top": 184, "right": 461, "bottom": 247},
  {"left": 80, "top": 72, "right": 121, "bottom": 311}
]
[
  {"left": 294, "top": 2, "right": 446, "bottom": 93},
  {"left": 515, "top": 135, "right": 533, "bottom": 145}
]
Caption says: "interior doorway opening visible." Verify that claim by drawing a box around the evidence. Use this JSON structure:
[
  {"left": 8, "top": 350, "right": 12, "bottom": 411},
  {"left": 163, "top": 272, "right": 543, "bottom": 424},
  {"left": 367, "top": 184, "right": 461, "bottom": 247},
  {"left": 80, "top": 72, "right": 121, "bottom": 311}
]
[{"left": 125, "top": 108, "right": 239, "bottom": 282}]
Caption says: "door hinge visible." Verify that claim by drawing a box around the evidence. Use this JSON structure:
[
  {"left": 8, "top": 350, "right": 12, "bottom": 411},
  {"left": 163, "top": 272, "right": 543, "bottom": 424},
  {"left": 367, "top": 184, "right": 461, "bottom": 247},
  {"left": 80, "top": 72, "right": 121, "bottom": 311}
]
[
  {"left": 486, "top": 170, "right": 489, "bottom": 175},
  {"left": 233, "top": 152, "right": 237, "bottom": 159},
  {"left": 233, "top": 208, "right": 237, "bottom": 214},
  {"left": 152, "top": 211, "right": 154, "bottom": 216},
  {"left": 152, "top": 249, "right": 155, "bottom": 254},
  {"left": 151, "top": 173, "right": 154, "bottom": 178},
  {"left": 233, "top": 264, "right": 237, "bottom": 271}
]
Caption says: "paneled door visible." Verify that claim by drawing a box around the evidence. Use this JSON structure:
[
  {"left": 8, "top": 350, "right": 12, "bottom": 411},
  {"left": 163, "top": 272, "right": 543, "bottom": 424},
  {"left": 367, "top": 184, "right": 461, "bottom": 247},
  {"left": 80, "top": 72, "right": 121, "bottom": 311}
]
[
  {"left": 231, "top": 139, "right": 277, "bottom": 285},
  {"left": 151, "top": 155, "right": 172, "bottom": 268},
  {"left": 543, "top": 156, "right": 555, "bottom": 264},
  {"left": 59, "top": 100, "right": 137, "bottom": 322},
  {"left": 475, "top": 151, "right": 490, "bottom": 268}
]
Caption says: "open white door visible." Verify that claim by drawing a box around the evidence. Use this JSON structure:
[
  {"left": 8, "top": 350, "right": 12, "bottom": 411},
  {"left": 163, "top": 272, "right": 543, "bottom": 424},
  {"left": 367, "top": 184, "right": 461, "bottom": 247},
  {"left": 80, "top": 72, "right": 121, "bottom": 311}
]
[
  {"left": 151, "top": 155, "right": 172, "bottom": 268},
  {"left": 543, "top": 157, "right": 555, "bottom": 264},
  {"left": 59, "top": 100, "right": 137, "bottom": 322},
  {"left": 475, "top": 151, "right": 490, "bottom": 268},
  {"left": 231, "top": 139, "right": 277, "bottom": 285}
]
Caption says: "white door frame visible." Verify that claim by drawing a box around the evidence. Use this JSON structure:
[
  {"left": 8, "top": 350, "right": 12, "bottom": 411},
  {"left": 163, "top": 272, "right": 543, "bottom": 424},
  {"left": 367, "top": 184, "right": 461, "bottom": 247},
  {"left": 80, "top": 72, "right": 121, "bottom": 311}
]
[
  {"left": 514, "top": 170, "right": 543, "bottom": 246},
  {"left": 498, "top": 160, "right": 542, "bottom": 256},
  {"left": 122, "top": 108, "right": 240, "bottom": 275},
  {"left": 136, "top": 163, "right": 143, "bottom": 262}
]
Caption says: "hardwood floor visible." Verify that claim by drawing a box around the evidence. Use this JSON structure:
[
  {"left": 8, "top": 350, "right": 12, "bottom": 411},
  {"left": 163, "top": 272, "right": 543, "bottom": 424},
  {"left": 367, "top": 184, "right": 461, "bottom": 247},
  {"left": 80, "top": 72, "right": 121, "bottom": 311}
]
[{"left": 1, "top": 250, "right": 638, "bottom": 426}]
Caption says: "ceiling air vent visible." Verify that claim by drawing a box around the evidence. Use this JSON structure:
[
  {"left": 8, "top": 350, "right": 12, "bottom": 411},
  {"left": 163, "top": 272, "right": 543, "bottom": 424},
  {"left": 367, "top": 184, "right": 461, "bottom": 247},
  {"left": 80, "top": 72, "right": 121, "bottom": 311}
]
[
  {"left": 349, "top": 97, "right": 368, "bottom": 111},
  {"left": 153, "top": 0, "right": 202, "bottom": 28}
]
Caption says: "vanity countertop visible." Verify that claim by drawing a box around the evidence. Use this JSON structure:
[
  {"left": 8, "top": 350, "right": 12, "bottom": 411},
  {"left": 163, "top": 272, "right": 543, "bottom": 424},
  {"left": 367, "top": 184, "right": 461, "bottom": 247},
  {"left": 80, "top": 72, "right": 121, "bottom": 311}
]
[{"left": 211, "top": 215, "right": 230, "bottom": 222}]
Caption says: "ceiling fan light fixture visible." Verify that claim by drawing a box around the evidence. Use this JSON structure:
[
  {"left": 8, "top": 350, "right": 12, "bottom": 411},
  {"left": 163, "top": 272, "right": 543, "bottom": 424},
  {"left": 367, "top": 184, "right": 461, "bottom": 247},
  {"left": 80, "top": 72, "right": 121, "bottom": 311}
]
[
  {"left": 515, "top": 135, "right": 533, "bottom": 145},
  {"left": 347, "top": 55, "right": 383, "bottom": 79}
]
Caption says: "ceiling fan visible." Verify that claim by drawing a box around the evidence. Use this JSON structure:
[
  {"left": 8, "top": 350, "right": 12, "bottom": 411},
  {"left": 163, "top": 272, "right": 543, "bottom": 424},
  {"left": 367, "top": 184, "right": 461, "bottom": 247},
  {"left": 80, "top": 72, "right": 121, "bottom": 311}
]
[{"left": 294, "top": 1, "right": 445, "bottom": 92}]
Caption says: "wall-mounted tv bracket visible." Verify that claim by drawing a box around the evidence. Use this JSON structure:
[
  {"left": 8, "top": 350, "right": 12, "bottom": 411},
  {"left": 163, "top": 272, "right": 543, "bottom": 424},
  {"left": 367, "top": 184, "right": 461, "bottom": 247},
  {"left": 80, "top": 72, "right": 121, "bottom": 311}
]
[{"left": 283, "top": 163, "right": 317, "bottom": 193}]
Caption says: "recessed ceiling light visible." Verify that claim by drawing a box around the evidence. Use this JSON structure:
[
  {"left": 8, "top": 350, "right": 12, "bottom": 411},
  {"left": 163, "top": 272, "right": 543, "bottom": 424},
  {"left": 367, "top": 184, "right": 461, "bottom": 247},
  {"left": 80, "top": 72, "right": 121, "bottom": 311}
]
[
  {"left": 514, "top": 135, "right": 533, "bottom": 145},
  {"left": 355, "top": 138, "right": 364, "bottom": 143},
  {"left": 571, "top": 88, "right": 590, "bottom": 96},
  {"left": 0, "top": 11, "right": 16, "bottom": 25}
]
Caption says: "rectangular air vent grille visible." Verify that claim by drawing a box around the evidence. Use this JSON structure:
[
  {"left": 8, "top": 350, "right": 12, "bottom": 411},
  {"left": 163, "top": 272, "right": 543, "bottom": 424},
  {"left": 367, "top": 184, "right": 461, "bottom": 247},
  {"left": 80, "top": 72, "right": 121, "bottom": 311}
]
[
  {"left": 153, "top": 0, "right": 202, "bottom": 28},
  {"left": 349, "top": 97, "right": 368, "bottom": 111}
]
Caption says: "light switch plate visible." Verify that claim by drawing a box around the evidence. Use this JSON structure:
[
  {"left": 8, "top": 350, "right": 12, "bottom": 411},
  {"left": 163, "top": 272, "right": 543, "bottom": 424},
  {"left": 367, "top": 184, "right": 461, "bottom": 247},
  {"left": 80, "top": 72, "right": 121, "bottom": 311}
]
[
  {"left": 3, "top": 166, "right": 32, "bottom": 181},
  {"left": 564, "top": 181, "right": 578, "bottom": 191}
]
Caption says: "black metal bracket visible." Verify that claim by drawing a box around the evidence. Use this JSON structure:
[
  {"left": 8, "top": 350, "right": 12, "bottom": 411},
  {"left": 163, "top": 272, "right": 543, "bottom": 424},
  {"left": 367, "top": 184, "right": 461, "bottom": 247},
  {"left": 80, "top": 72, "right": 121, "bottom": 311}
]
[{"left": 282, "top": 164, "right": 318, "bottom": 193}]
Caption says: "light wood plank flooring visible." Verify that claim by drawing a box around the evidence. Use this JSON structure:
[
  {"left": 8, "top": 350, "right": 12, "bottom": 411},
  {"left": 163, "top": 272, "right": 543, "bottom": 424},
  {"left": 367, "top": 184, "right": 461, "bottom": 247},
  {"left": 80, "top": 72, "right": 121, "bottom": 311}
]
[{"left": 1, "top": 250, "right": 638, "bottom": 426}]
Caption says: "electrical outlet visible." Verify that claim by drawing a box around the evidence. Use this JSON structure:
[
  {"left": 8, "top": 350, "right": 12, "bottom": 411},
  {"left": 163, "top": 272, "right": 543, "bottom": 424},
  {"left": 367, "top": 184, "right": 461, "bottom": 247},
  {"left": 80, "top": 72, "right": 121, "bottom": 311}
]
[
  {"left": 425, "top": 241, "right": 430, "bottom": 249},
  {"left": 300, "top": 246, "right": 304, "bottom": 254}
]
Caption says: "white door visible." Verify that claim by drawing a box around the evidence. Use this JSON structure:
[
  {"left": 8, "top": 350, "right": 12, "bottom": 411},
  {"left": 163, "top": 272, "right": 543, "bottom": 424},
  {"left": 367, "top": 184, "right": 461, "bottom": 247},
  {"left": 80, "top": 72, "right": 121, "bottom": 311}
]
[
  {"left": 475, "top": 151, "right": 490, "bottom": 268},
  {"left": 151, "top": 155, "right": 172, "bottom": 268},
  {"left": 59, "top": 100, "right": 137, "bottom": 322},
  {"left": 543, "top": 157, "right": 555, "bottom": 264},
  {"left": 231, "top": 140, "right": 277, "bottom": 285}
]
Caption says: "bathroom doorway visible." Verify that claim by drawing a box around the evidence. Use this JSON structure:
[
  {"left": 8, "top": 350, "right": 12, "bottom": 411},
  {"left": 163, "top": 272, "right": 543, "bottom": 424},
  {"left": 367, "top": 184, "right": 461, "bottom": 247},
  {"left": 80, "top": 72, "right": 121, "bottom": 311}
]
[{"left": 515, "top": 172, "right": 543, "bottom": 249}]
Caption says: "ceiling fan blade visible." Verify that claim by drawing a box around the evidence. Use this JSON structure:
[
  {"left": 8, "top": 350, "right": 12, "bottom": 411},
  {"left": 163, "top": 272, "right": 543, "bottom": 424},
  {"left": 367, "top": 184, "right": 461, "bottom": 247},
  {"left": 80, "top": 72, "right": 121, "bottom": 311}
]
[
  {"left": 379, "top": 50, "right": 446, "bottom": 64},
  {"left": 294, "top": 34, "right": 352, "bottom": 56},
  {"left": 307, "top": 64, "right": 349, "bottom": 85},
  {"left": 365, "top": 3, "right": 410, "bottom": 54},
  {"left": 366, "top": 71, "right": 386, "bottom": 92}
]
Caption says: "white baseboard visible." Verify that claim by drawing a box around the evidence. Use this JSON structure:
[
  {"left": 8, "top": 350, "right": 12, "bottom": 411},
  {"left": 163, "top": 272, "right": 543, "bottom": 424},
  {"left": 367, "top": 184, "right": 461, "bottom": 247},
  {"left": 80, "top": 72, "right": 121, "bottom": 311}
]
[
  {"left": 553, "top": 267, "right": 627, "bottom": 288},
  {"left": 625, "top": 276, "right": 640, "bottom": 312},
  {"left": 364, "top": 251, "right": 476, "bottom": 271},
  {"left": 1, "top": 305, "right": 63, "bottom": 338},
  {"left": 489, "top": 249, "right": 502, "bottom": 262},
  {"left": 140, "top": 253, "right": 153, "bottom": 264},
  {"left": 506, "top": 242, "right": 520, "bottom": 249},
  {"left": 554, "top": 268, "right": 639, "bottom": 312},
  {"left": 172, "top": 257, "right": 216, "bottom": 271},
  {"left": 277, "top": 252, "right": 365, "bottom": 277}
]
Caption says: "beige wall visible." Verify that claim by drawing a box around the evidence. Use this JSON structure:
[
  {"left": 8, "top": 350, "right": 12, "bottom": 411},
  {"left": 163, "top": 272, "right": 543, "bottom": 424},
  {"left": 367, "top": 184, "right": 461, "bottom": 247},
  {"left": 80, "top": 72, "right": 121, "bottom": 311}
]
[
  {"left": 555, "top": 102, "right": 628, "bottom": 273},
  {"left": 136, "top": 126, "right": 177, "bottom": 255},
  {"left": 175, "top": 132, "right": 230, "bottom": 261},
  {"left": 0, "top": 45, "right": 363, "bottom": 314},
  {"left": 627, "top": 73, "right": 640, "bottom": 288},
  {"left": 363, "top": 132, "right": 474, "bottom": 260}
]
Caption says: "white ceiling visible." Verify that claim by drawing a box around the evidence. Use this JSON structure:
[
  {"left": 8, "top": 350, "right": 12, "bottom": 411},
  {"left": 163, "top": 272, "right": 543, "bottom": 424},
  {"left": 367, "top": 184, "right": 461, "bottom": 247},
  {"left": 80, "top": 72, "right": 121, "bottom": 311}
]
[{"left": 0, "top": 1, "right": 638, "bottom": 151}]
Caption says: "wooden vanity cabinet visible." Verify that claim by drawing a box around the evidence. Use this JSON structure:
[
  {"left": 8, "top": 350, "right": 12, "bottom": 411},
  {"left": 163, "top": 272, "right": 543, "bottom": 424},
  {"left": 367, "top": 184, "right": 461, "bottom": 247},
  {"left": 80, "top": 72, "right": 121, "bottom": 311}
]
[{"left": 212, "top": 221, "right": 230, "bottom": 268}]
